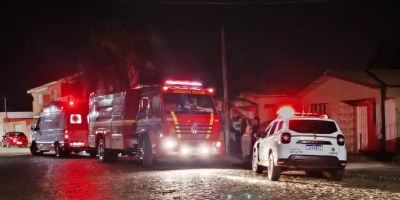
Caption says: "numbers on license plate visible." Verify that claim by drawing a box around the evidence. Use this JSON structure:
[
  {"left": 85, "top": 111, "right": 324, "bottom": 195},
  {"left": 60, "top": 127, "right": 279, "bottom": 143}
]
[{"left": 305, "top": 145, "right": 323, "bottom": 151}]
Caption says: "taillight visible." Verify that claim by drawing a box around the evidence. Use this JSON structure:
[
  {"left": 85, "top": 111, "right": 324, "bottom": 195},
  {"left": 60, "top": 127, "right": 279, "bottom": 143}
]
[
  {"left": 337, "top": 134, "right": 345, "bottom": 146},
  {"left": 281, "top": 132, "right": 291, "bottom": 144},
  {"left": 64, "top": 130, "right": 69, "bottom": 141}
]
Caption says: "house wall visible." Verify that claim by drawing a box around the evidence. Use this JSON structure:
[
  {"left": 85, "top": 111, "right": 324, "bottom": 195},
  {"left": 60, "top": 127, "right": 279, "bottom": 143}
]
[
  {"left": 300, "top": 77, "right": 382, "bottom": 153},
  {"left": 385, "top": 87, "right": 400, "bottom": 153},
  {"left": 30, "top": 82, "right": 62, "bottom": 115},
  {"left": 244, "top": 95, "right": 299, "bottom": 124}
]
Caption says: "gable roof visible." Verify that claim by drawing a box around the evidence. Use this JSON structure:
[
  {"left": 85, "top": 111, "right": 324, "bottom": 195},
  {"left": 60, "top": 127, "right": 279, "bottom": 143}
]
[{"left": 299, "top": 70, "right": 382, "bottom": 97}]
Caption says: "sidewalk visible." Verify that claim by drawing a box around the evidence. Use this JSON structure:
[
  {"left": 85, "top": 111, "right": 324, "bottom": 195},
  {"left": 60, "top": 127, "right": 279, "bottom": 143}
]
[{"left": 0, "top": 147, "right": 30, "bottom": 156}]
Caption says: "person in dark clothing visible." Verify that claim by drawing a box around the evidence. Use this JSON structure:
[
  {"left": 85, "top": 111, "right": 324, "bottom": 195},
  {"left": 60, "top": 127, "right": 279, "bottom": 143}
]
[
  {"left": 252, "top": 117, "right": 260, "bottom": 141},
  {"left": 250, "top": 117, "right": 261, "bottom": 157},
  {"left": 231, "top": 116, "right": 244, "bottom": 157}
]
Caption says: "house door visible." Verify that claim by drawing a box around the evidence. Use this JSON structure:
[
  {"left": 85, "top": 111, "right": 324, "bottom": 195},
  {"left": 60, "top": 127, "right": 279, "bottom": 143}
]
[{"left": 356, "top": 106, "right": 368, "bottom": 151}]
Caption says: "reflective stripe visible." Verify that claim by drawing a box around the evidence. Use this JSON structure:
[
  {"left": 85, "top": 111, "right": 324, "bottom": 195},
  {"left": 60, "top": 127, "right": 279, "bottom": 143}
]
[
  {"left": 92, "top": 120, "right": 136, "bottom": 126},
  {"left": 170, "top": 112, "right": 181, "bottom": 138},
  {"left": 205, "top": 112, "right": 214, "bottom": 139},
  {"left": 170, "top": 112, "right": 178, "bottom": 125}
]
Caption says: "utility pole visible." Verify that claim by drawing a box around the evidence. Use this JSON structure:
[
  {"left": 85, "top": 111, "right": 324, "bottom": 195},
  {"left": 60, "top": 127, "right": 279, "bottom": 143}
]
[
  {"left": 3, "top": 97, "right": 7, "bottom": 120},
  {"left": 221, "top": 26, "right": 230, "bottom": 156},
  {"left": 3, "top": 97, "right": 8, "bottom": 134}
]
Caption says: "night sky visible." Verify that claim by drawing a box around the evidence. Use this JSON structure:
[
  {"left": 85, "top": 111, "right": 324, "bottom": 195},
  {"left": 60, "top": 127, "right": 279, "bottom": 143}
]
[{"left": 1, "top": 0, "right": 400, "bottom": 111}]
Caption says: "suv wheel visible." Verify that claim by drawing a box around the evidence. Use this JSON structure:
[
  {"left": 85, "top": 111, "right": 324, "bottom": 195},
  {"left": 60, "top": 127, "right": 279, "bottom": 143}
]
[
  {"left": 252, "top": 149, "right": 263, "bottom": 174},
  {"left": 267, "top": 153, "right": 281, "bottom": 181},
  {"left": 30, "top": 141, "right": 43, "bottom": 156}
]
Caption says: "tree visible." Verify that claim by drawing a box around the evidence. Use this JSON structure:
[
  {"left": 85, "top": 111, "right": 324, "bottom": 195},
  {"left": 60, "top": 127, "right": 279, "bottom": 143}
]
[{"left": 78, "top": 22, "right": 164, "bottom": 94}]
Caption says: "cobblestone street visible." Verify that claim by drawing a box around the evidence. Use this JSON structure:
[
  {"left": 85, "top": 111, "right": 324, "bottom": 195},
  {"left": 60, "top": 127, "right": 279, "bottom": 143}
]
[{"left": 0, "top": 151, "right": 399, "bottom": 200}]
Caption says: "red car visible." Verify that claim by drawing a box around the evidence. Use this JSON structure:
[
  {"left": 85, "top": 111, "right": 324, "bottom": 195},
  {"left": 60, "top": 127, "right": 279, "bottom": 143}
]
[{"left": 2, "top": 132, "right": 28, "bottom": 148}]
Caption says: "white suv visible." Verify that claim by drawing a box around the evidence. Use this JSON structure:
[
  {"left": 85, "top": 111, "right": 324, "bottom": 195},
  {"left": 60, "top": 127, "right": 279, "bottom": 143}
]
[{"left": 252, "top": 111, "right": 347, "bottom": 181}]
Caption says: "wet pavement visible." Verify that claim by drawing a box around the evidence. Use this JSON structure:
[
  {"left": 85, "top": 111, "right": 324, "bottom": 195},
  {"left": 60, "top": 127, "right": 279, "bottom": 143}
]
[{"left": 0, "top": 153, "right": 400, "bottom": 200}]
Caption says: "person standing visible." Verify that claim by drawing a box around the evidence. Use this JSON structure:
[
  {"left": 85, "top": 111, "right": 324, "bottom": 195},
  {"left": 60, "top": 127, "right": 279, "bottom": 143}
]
[
  {"left": 252, "top": 117, "right": 260, "bottom": 145},
  {"left": 250, "top": 117, "right": 260, "bottom": 158},
  {"left": 231, "top": 116, "right": 243, "bottom": 157},
  {"left": 241, "top": 118, "right": 252, "bottom": 162}
]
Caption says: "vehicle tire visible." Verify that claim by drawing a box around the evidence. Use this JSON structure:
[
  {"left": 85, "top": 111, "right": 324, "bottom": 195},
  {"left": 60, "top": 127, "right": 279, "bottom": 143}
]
[
  {"left": 252, "top": 149, "right": 263, "bottom": 174},
  {"left": 140, "top": 137, "right": 153, "bottom": 168},
  {"left": 328, "top": 169, "right": 345, "bottom": 181},
  {"left": 54, "top": 143, "right": 63, "bottom": 158},
  {"left": 30, "top": 141, "right": 43, "bottom": 156},
  {"left": 267, "top": 153, "right": 281, "bottom": 181},
  {"left": 98, "top": 138, "right": 117, "bottom": 163}
]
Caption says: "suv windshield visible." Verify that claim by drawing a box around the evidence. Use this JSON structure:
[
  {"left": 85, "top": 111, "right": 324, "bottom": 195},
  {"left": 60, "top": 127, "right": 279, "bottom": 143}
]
[
  {"left": 163, "top": 93, "right": 216, "bottom": 114},
  {"left": 289, "top": 120, "right": 338, "bottom": 134}
]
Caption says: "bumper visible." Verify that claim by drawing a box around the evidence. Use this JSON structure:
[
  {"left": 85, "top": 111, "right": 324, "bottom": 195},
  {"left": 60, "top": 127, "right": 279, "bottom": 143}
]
[
  {"left": 277, "top": 155, "right": 346, "bottom": 169},
  {"left": 61, "top": 142, "right": 88, "bottom": 151},
  {"left": 8, "top": 141, "right": 27, "bottom": 146}
]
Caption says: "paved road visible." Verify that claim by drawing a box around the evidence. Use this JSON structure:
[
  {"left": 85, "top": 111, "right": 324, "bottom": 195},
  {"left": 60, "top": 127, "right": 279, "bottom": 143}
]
[{"left": 0, "top": 154, "right": 400, "bottom": 200}]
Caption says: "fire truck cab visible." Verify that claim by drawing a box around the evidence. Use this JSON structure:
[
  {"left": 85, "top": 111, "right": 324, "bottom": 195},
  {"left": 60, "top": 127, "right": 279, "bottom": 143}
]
[
  {"left": 30, "top": 100, "right": 90, "bottom": 157},
  {"left": 88, "top": 80, "right": 223, "bottom": 167}
]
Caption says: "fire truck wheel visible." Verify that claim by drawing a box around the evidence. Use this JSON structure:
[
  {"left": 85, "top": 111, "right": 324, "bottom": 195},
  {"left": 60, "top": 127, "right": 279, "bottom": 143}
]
[
  {"left": 98, "top": 138, "right": 117, "bottom": 163},
  {"left": 30, "top": 141, "right": 43, "bottom": 156},
  {"left": 141, "top": 137, "right": 153, "bottom": 168}
]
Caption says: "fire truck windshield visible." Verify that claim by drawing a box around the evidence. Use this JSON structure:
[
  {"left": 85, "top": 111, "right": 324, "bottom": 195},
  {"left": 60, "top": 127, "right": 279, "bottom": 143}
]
[{"left": 163, "top": 93, "right": 216, "bottom": 114}]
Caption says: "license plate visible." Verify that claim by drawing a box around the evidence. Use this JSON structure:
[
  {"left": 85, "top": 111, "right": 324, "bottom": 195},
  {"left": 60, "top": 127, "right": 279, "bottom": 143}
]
[
  {"left": 16, "top": 142, "right": 22, "bottom": 144},
  {"left": 305, "top": 144, "right": 323, "bottom": 151}
]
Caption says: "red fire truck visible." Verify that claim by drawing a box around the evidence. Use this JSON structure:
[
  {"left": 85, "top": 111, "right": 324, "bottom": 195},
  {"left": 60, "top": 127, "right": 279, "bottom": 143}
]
[
  {"left": 87, "top": 80, "right": 223, "bottom": 167},
  {"left": 30, "top": 99, "right": 92, "bottom": 157}
]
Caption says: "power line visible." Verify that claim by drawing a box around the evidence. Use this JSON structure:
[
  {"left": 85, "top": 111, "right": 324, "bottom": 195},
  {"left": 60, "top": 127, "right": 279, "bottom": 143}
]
[{"left": 161, "top": 0, "right": 329, "bottom": 6}]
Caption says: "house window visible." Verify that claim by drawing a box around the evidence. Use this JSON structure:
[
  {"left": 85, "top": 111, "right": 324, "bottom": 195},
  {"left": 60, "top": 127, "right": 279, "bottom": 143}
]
[{"left": 310, "top": 103, "right": 327, "bottom": 114}]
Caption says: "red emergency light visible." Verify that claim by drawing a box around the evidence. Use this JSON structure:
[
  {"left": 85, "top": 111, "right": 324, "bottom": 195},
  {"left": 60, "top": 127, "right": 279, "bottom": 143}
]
[
  {"left": 277, "top": 106, "right": 295, "bottom": 118},
  {"left": 165, "top": 80, "right": 202, "bottom": 87},
  {"left": 69, "top": 101, "right": 75, "bottom": 106}
]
